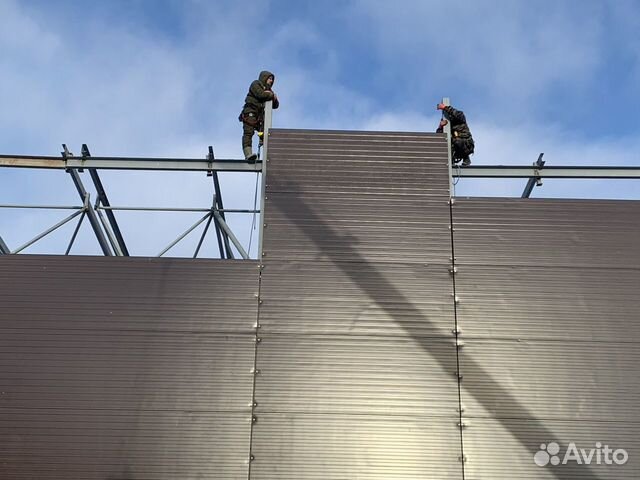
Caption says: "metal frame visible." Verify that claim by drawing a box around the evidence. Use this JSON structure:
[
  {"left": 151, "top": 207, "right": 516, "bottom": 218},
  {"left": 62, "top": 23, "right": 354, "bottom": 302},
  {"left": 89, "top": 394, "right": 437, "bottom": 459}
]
[
  {"left": 0, "top": 155, "right": 261, "bottom": 172},
  {"left": 0, "top": 144, "right": 262, "bottom": 258},
  {"left": 455, "top": 165, "right": 640, "bottom": 178},
  {"left": 441, "top": 97, "right": 454, "bottom": 197},
  {"left": 257, "top": 100, "right": 273, "bottom": 262},
  {"left": 2, "top": 101, "right": 639, "bottom": 257},
  {"left": 521, "top": 153, "right": 545, "bottom": 198}
]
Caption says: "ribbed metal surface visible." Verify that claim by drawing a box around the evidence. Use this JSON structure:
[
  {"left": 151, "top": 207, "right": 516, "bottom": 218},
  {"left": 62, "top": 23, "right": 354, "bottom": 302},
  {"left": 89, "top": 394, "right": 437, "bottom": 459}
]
[
  {"left": 462, "top": 419, "right": 639, "bottom": 479},
  {"left": 259, "top": 261, "right": 454, "bottom": 337},
  {"left": 251, "top": 413, "right": 463, "bottom": 480},
  {"left": 256, "top": 335, "right": 458, "bottom": 417},
  {"left": 254, "top": 129, "right": 462, "bottom": 479},
  {"left": 455, "top": 265, "right": 640, "bottom": 341},
  {"left": 0, "top": 410, "right": 251, "bottom": 479},
  {"left": 266, "top": 129, "right": 450, "bottom": 195},
  {"left": 452, "top": 197, "right": 640, "bottom": 479},
  {"left": 459, "top": 339, "right": 640, "bottom": 421},
  {"left": 0, "top": 255, "right": 259, "bottom": 332},
  {"left": 452, "top": 198, "right": 640, "bottom": 267},
  {"left": 0, "top": 255, "right": 259, "bottom": 479},
  {"left": 263, "top": 129, "right": 451, "bottom": 264}
]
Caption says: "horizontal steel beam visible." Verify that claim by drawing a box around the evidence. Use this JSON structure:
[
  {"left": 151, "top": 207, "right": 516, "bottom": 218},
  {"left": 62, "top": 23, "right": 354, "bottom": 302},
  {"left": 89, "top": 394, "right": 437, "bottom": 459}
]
[
  {"left": 0, "top": 155, "right": 262, "bottom": 172},
  {"left": 455, "top": 166, "right": 640, "bottom": 179}
]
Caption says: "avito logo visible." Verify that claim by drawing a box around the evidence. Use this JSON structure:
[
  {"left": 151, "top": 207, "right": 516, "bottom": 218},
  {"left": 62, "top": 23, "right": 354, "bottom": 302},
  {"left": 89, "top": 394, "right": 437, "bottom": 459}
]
[{"left": 535, "top": 442, "right": 628, "bottom": 467}]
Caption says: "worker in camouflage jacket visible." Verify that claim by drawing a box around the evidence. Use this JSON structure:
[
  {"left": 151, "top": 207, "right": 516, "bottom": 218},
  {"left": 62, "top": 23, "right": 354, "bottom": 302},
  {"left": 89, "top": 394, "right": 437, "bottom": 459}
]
[
  {"left": 239, "top": 70, "right": 280, "bottom": 162},
  {"left": 436, "top": 103, "right": 474, "bottom": 166}
]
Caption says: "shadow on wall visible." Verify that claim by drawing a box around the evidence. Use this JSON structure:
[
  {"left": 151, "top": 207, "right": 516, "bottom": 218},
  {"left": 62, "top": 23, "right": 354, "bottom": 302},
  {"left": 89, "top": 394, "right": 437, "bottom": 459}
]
[{"left": 268, "top": 173, "right": 603, "bottom": 480}]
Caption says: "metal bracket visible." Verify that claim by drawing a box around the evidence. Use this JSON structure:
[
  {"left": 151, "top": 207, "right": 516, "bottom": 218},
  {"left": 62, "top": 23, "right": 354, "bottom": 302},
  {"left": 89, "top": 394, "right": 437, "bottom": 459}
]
[{"left": 521, "top": 153, "right": 545, "bottom": 198}]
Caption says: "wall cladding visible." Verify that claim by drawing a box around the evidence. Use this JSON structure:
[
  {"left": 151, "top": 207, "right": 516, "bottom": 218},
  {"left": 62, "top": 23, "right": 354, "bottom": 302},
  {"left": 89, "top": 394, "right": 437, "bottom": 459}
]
[
  {"left": 2, "top": 130, "right": 640, "bottom": 480},
  {"left": 253, "top": 129, "right": 463, "bottom": 480},
  {"left": 452, "top": 197, "right": 640, "bottom": 480},
  {"left": 0, "top": 256, "right": 259, "bottom": 480}
]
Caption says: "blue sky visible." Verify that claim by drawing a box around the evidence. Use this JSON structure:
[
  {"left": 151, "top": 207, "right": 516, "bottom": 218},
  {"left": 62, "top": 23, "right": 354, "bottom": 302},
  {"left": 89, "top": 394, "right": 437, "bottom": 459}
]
[{"left": 1, "top": 0, "right": 639, "bottom": 256}]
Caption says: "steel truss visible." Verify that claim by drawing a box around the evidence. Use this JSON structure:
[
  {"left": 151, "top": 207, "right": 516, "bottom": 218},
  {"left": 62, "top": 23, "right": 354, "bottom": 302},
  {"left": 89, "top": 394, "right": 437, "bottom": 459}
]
[{"left": 0, "top": 143, "right": 262, "bottom": 258}]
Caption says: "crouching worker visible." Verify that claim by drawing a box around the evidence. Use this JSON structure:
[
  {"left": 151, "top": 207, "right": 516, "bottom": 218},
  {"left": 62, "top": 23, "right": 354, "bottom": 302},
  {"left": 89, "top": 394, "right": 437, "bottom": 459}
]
[
  {"left": 436, "top": 103, "right": 474, "bottom": 166},
  {"left": 239, "top": 70, "right": 280, "bottom": 162}
]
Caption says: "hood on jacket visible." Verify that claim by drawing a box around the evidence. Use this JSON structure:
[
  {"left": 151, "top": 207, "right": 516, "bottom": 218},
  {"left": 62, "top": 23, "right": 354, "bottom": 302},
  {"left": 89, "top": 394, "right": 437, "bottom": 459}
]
[{"left": 259, "top": 70, "right": 275, "bottom": 86}]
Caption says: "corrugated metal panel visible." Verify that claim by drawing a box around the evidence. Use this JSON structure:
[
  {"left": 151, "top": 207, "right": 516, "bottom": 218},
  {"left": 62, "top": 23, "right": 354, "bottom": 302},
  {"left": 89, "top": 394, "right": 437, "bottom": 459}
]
[
  {"left": 455, "top": 265, "right": 640, "bottom": 341},
  {"left": 259, "top": 261, "right": 454, "bottom": 337},
  {"left": 459, "top": 339, "right": 640, "bottom": 421},
  {"left": 251, "top": 413, "right": 463, "bottom": 480},
  {"left": 0, "top": 329, "right": 255, "bottom": 411},
  {"left": 267, "top": 129, "right": 450, "bottom": 195},
  {"left": 263, "top": 129, "right": 451, "bottom": 264},
  {"left": 255, "top": 335, "right": 458, "bottom": 417},
  {"left": 254, "top": 129, "right": 462, "bottom": 479},
  {"left": 462, "top": 418, "right": 639, "bottom": 480},
  {"left": 451, "top": 197, "right": 640, "bottom": 267},
  {"left": 0, "top": 409, "right": 251, "bottom": 480},
  {"left": 0, "top": 255, "right": 258, "bottom": 479},
  {"left": 0, "top": 255, "right": 259, "bottom": 332},
  {"left": 452, "top": 197, "right": 640, "bottom": 479}
]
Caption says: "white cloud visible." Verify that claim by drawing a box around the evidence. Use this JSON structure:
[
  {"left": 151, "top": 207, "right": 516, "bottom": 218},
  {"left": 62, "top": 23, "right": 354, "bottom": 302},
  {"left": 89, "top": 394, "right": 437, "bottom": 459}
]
[{"left": 350, "top": 0, "right": 605, "bottom": 114}]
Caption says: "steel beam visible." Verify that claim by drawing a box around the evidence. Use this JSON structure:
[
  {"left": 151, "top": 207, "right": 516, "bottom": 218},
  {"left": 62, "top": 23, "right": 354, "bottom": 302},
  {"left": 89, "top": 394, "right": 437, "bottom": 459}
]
[
  {"left": 208, "top": 146, "right": 230, "bottom": 259},
  {"left": 213, "top": 210, "right": 249, "bottom": 260},
  {"left": 157, "top": 212, "right": 211, "bottom": 257},
  {"left": 441, "top": 97, "right": 454, "bottom": 197},
  {"left": 0, "top": 235, "right": 9, "bottom": 254},
  {"left": 0, "top": 154, "right": 261, "bottom": 172},
  {"left": 13, "top": 209, "right": 84, "bottom": 254},
  {"left": 65, "top": 212, "right": 86, "bottom": 255},
  {"left": 455, "top": 166, "right": 640, "bottom": 179},
  {"left": 83, "top": 145, "right": 129, "bottom": 255},
  {"left": 0, "top": 204, "right": 83, "bottom": 210},
  {"left": 257, "top": 100, "right": 273, "bottom": 261},
  {"left": 67, "top": 167, "right": 113, "bottom": 256},
  {"left": 193, "top": 214, "right": 214, "bottom": 259}
]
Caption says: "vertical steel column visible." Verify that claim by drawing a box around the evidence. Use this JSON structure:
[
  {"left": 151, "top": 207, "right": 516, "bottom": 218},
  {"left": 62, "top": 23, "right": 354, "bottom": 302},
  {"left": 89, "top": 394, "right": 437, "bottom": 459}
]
[
  {"left": 66, "top": 165, "right": 113, "bottom": 256},
  {"left": 212, "top": 172, "right": 233, "bottom": 259},
  {"left": 442, "top": 97, "right": 454, "bottom": 198},
  {"left": 257, "top": 100, "right": 273, "bottom": 262},
  {"left": 207, "top": 146, "right": 228, "bottom": 259}
]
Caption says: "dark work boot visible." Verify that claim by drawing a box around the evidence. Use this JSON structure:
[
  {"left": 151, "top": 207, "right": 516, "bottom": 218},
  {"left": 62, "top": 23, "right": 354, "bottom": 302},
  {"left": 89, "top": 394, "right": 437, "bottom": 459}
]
[
  {"left": 461, "top": 157, "right": 471, "bottom": 167},
  {"left": 243, "top": 146, "right": 257, "bottom": 163}
]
